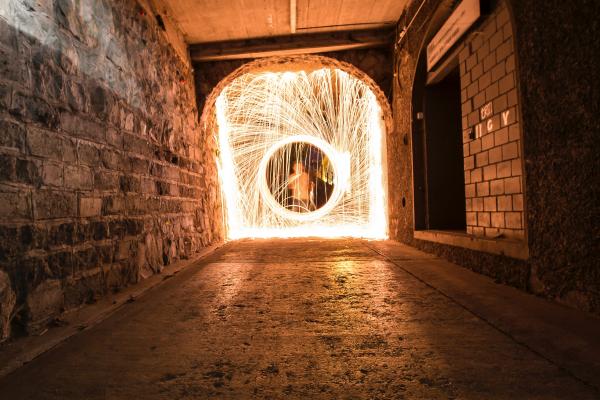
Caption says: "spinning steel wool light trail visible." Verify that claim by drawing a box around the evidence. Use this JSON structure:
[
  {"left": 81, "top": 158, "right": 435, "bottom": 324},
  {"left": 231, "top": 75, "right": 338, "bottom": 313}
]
[{"left": 216, "top": 68, "right": 387, "bottom": 239}]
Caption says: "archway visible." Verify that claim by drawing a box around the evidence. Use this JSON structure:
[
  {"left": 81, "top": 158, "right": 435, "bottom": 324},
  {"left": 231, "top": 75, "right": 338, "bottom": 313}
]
[{"left": 201, "top": 56, "right": 393, "bottom": 239}]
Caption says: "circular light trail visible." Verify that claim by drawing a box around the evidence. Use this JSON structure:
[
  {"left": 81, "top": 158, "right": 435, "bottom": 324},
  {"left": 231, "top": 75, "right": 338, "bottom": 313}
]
[
  {"left": 257, "top": 135, "right": 347, "bottom": 222},
  {"left": 215, "top": 68, "right": 388, "bottom": 239}
]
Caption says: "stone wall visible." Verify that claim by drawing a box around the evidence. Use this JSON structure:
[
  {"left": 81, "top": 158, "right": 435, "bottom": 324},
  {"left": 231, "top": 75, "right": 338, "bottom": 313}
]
[
  {"left": 194, "top": 47, "right": 393, "bottom": 119},
  {"left": 389, "top": 0, "right": 599, "bottom": 314},
  {"left": 0, "top": 0, "right": 223, "bottom": 340}
]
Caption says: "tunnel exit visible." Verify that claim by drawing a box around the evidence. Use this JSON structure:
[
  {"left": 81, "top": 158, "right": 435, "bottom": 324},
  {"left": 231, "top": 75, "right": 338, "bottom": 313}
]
[{"left": 214, "top": 66, "right": 389, "bottom": 239}]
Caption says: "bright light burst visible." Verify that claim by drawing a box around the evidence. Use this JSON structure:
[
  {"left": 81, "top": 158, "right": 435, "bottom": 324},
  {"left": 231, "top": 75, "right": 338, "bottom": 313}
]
[{"left": 216, "top": 68, "right": 388, "bottom": 239}]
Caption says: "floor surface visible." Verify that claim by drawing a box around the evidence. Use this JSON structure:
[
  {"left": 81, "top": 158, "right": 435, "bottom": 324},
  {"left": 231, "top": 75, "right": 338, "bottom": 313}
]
[{"left": 0, "top": 238, "right": 598, "bottom": 399}]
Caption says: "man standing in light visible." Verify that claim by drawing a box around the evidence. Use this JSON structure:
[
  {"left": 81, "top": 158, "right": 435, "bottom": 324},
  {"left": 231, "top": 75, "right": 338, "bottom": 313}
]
[{"left": 287, "top": 161, "right": 315, "bottom": 213}]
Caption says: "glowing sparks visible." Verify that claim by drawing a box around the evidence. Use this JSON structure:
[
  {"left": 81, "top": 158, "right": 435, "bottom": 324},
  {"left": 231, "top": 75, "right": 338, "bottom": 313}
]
[{"left": 216, "top": 68, "right": 388, "bottom": 239}]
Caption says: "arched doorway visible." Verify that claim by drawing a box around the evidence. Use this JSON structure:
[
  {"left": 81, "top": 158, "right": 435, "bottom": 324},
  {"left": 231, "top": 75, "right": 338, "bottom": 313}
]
[{"left": 201, "top": 56, "right": 393, "bottom": 239}]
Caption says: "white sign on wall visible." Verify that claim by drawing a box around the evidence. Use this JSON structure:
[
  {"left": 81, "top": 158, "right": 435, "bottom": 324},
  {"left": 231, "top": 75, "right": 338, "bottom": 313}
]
[{"left": 427, "top": 0, "right": 481, "bottom": 71}]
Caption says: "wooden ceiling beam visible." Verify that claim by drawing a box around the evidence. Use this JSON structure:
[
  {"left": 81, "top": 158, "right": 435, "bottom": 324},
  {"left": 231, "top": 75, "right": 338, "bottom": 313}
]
[{"left": 189, "top": 28, "right": 394, "bottom": 62}]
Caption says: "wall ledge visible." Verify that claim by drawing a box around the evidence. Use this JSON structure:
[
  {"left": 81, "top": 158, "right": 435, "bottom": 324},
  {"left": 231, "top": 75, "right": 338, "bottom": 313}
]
[{"left": 414, "top": 230, "right": 529, "bottom": 260}]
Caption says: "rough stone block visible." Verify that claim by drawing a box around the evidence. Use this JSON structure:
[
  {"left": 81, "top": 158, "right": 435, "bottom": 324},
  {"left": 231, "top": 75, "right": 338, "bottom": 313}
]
[
  {"left": 0, "top": 119, "right": 25, "bottom": 150},
  {"left": 126, "top": 219, "right": 144, "bottom": 236},
  {"left": 33, "top": 190, "right": 76, "bottom": 219},
  {"left": 156, "top": 180, "right": 169, "bottom": 195},
  {"left": 102, "top": 196, "right": 125, "bottom": 215},
  {"left": 41, "top": 162, "right": 63, "bottom": 186},
  {"left": 106, "top": 128, "right": 123, "bottom": 149},
  {"left": 109, "top": 219, "right": 127, "bottom": 239},
  {"left": 90, "top": 85, "right": 110, "bottom": 117},
  {"left": 0, "top": 191, "right": 32, "bottom": 220},
  {"left": 62, "top": 139, "right": 77, "bottom": 163},
  {"left": 130, "top": 157, "right": 149, "bottom": 174},
  {"left": 123, "top": 134, "right": 152, "bottom": 157},
  {"left": 60, "top": 113, "right": 106, "bottom": 143},
  {"left": 140, "top": 177, "right": 156, "bottom": 194},
  {"left": 119, "top": 175, "right": 140, "bottom": 192},
  {"left": 10, "top": 92, "right": 59, "bottom": 129},
  {"left": 0, "top": 270, "right": 16, "bottom": 342},
  {"left": 65, "top": 80, "right": 86, "bottom": 112},
  {"left": 16, "top": 158, "right": 42, "bottom": 185},
  {"left": 116, "top": 240, "right": 132, "bottom": 261},
  {"left": 0, "top": 47, "right": 22, "bottom": 83},
  {"left": 0, "top": 153, "right": 16, "bottom": 182},
  {"left": 94, "top": 171, "right": 119, "bottom": 191},
  {"left": 25, "top": 279, "right": 63, "bottom": 334},
  {"left": 48, "top": 222, "right": 76, "bottom": 247},
  {"left": 64, "top": 165, "right": 92, "bottom": 190},
  {"left": 101, "top": 149, "right": 129, "bottom": 171},
  {"left": 96, "top": 244, "right": 114, "bottom": 264},
  {"left": 136, "top": 233, "right": 164, "bottom": 280},
  {"left": 47, "top": 251, "right": 74, "bottom": 278},
  {"left": 79, "top": 197, "right": 102, "bottom": 218},
  {"left": 74, "top": 246, "right": 99, "bottom": 273},
  {"left": 77, "top": 141, "right": 101, "bottom": 166},
  {"left": 0, "top": 84, "right": 12, "bottom": 110},
  {"left": 91, "top": 221, "right": 108, "bottom": 241}
]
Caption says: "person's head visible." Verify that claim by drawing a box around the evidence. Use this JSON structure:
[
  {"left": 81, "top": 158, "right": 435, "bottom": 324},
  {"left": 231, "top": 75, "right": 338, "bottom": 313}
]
[{"left": 291, "top": 161, "right": 305, "bottom": 174}]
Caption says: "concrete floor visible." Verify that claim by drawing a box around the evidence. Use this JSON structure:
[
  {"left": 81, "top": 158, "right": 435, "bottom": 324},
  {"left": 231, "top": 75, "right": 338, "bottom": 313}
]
[{"left": 0, "top": 239, "right": 599, "bottom": 399}]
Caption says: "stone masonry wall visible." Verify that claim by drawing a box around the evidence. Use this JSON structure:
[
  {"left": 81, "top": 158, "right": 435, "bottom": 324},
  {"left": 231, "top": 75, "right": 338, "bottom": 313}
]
[
  {"left": 459, "top": 2, "right": 525, "bottom": 240},
  {"left": 0, "top": 0, "right": 223, "bottom": 340},
  {"left": 389, "top": 0, "right": 599, "bottom": 314},
  {"left": 194, "top": 48, "right": 393, "bottom": 120}
]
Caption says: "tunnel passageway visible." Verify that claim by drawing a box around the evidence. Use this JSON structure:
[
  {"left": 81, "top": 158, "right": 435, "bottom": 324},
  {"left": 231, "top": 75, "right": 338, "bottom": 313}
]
[{"left": 0, "top": 239, "right": 598, "bottom": 399}]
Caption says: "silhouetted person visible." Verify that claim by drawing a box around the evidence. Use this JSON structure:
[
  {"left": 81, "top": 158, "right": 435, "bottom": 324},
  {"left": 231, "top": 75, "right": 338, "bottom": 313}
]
[{"left": 287, "top": 161, "right": 315, "bottom": 212}]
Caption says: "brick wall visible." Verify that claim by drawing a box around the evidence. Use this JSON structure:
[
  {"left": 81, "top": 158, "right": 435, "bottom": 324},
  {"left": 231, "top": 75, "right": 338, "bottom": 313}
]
[
  {"left": 0, "top": 0, "right": 223, "bottom": 339},
  {"left": 390, "top": 0, "right": 599, "bottom": 314},
  {"left": 458, "top": 2, "right": 525, "bottom": 240}
]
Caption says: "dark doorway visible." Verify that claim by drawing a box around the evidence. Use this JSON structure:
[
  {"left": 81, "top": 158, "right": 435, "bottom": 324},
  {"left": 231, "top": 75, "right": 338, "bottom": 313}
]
[{"left": 412, "top": 58, "right": 466, "bottom": 231}]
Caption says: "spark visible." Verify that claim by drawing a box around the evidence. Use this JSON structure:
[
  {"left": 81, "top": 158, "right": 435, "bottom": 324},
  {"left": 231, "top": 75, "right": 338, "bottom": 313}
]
[{"left": 215, "top": 68, "right": 388, "bottom": 239}]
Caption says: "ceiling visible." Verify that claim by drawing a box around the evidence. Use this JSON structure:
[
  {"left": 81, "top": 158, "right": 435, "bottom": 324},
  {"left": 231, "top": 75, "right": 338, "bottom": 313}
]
[{"left": 159, "top": 0, "right": 409, "bottom": 44}]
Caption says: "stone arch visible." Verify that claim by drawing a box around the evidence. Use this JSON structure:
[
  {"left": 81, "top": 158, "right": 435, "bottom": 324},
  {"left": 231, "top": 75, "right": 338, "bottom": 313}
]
[
  {"left": 200, "top": 55, "right": 393, "bottom": 136},
  {"left": 203, "top": 54, "right": 393, "bottom": 239}
]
